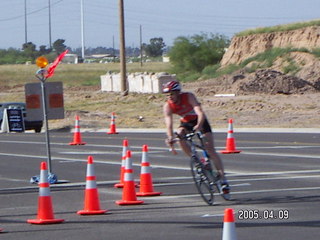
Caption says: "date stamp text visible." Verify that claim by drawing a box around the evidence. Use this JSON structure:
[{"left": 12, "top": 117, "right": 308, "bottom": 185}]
[{"left": 238, "top": 209, "right": 289, "bottom": 220}]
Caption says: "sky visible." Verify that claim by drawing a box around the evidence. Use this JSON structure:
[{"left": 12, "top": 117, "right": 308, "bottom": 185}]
[{"left": 0, "top": 0, "right": 319, "bottom": 50}]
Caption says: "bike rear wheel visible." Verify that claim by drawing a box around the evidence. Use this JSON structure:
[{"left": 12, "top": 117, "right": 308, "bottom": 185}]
[{"left": 190, "top": 157, "right": 215, "bottom": 205}]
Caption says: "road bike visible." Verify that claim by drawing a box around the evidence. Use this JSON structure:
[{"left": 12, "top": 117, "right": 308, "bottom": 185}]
[{"left": 171, "top": 131, "right": 230, "bottom": 205}]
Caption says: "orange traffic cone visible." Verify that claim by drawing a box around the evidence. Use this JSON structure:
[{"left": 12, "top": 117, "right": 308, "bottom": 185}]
[
  {"left": 27, "top": 162, "right": 64, "bottom": 224},
  {"left": 115, "top": 150, "right": 144, "bottom": 205},
  {"left": 69, "top": 115, "right": 86, "bottom": 145},
  {"left": 136, "top": 145, "right": 162, "bottom": 196},
  {"left": 77, "top": 156, "right": 107, "bottom": 215},
  {"left": 114, "top": 139, "right": 129, "bottom": 188},
  {"left": 107, "top": 112, "right": 118, "bottom": 134},
  {"left": 221, "top": 119, "right": 241, "bottom": 154},
  {"left": 222, "top": 208, "right": 237, "bottom": 240}
]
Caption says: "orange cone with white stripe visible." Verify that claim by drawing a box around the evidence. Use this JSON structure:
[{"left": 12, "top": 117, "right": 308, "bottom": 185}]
[
  {"left": 222, "top": 208, "right": 237, "bottom": 240},
  {"left": 107, "top": 112, "right": 118, "bottom": 134},
  {"left": 137, "top": 145, "right": 162, "bottom": 196},
  {"left": 69, "top": 115, "right": 86, "bottom": 145},
  {"left": 115, "top": 150, "right": 144, "bottom": 205},
  {"left": 221, "top": 119, "right": 241, "bottom": 154},
  {"left": 77, "top": 156, "right": 107, "bottom": 215},
  {"left": 114, "top": 139, "right": 129, "bottom": 188},
  {"left": 27, "top": 162, "right": 64, "bottom": 224}
]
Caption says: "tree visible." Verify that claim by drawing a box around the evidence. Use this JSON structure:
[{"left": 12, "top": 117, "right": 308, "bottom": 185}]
[
  {"left": 22, "top": 42, "right": 37, "bottom": 60},
  {"left": 169, "top": 33, "right": 230, "bottom": 73},
  {"left": 39, "top": 45, "right": 51, "bottom": 55},
  {"left": 52, "top": 39, "right": 67, "bottom": 54},
  {"left": 143, "top": 37, "right": 166, "bottom": 57}
]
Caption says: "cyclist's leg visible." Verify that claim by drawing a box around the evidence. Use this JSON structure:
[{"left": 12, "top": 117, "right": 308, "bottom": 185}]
[
  {"left": 203, "top": 132, "right": 226, "bottom": 179},
  {"left": 176, "top": 120, "right": 196, "bottom": 157},
  {"left": 199, "top": 119, "right": 226, "bottom": 180},
  {"left": 203, "top": 131, "right": 231, "bottom": 198}
]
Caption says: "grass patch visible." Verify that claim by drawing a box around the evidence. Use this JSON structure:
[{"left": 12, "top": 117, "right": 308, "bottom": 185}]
[
  {"left": 0, "top": 62, "right": 173, "bottom": 88},
  {"left": 236, "top": 19, "right": 320, "bottom": 37}
]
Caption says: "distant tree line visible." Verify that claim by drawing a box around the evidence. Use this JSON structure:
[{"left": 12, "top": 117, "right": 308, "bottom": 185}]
[
  {"left": 0, "top": 34, "right": 230, "bottom": 79},
  {"left": 0, "top": 39, "right": 67, "bottom": 64},
  {"left": 0, "top": 37, "right": 167, "bottom": 64}
]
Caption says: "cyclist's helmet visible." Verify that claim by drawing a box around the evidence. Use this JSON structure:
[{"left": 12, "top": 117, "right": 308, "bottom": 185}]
[{"left": 162, "top": 80, "right": 181, "bottom": 93}]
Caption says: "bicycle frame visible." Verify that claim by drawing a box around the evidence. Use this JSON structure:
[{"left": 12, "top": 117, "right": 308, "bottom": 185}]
[
  {"left": 171, "top": 131, "right": 230, "bottom": 204},
  {"left": 184, "top": 132, "right": 209, "bottom": 158},
  {"left": 175, "top": 131, "right": 218, "bottom": 205}
]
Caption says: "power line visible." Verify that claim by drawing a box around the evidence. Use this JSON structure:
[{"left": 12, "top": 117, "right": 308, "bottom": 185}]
[{"left": 0, "top": 0, "right": 64, "bottom": 22}]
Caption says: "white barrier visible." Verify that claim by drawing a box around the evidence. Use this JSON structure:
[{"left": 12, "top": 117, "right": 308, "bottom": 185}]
[{"left": 101, "top": 72, "right": 176, "bottom": 93}]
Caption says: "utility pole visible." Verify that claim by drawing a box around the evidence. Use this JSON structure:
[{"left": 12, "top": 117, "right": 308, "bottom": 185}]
[
  {"left": 48, "top": 0, "right": 52, "bottom": 48},
  {"left": 119, "top": 0, "right": 128, "bottom": 95},
  {"left": 140, "top": 25, "right": 143, "bottom": 67},
  {"left": 112, "top": 35, "right": 115, "bottom": 63},
  {"left": 81, "top": 0, "right": 85, "bottom": 60},
  {"left": 24, "top": 0, "right": 27, "bottom": 44}
]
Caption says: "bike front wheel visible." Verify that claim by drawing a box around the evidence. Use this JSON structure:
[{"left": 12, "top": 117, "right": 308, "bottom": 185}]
[{"left": 190, "top": 158, "right": 215, "bottom": 205}]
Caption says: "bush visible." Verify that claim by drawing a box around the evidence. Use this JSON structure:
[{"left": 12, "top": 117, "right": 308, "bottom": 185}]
[{"left": 169, "top": 33, "right": 230, "bottom": 74}]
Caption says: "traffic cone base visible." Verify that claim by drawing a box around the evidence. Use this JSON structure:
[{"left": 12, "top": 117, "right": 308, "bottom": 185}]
[
  {"left": 114, "top": 182, "right": 138, "bottom": 188},
  {"left": 107, "top": 132, "right": 119, "bottom": 134},
  {"left": 221, "top": 150, "right": 241, "bottom": 154},
  {"left": 136, "top": 191, "right": 162, "bottom": 197},
  {"left": 27, "top": 218, "right": 64, "bottom": 224},
  {"left": 136, "top": 174, "right": 162, "bottom": 196},
  {"left": 77, "top": 209, "right": 107, "bottom": 215},
  {"left": 115, "top": 180, "right": 144, "bottom": 205},
  {"left": 69, "top": 141, "right": 86, "bottom": 145},
  {"left": 114, "top": 183, "right": 124, "bottom": 188},
  {"left": 115, "top": 199, "right": 144, "bottom": 205}
]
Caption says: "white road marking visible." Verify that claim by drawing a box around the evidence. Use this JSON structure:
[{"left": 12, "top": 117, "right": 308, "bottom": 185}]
[
  {"left": 242, "top": 151, "right": 320, "bottom": 159},
  {"left": 1, "top": 151, "right": 320, "bottom": 175}
]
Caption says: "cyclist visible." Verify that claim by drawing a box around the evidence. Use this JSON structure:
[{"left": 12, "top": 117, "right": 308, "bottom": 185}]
[{"left": 162, "top": 80, "right": 230, "bottom": 194}]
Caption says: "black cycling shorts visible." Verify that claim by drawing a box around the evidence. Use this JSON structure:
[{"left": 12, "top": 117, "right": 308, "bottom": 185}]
[{"left": 179, "top": 118, "right": 212, "bottom": 133}]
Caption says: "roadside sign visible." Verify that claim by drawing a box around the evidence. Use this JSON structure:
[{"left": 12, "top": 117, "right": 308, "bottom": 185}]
[
  {"left": 25, "top": 82, "right": 64, "bottom": 121},
  {"left": 1, "top": 108, "right": 25, "bottom": 133}
]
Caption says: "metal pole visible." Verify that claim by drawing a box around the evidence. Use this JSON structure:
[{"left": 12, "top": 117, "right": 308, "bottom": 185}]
[
  {"left": 24, "top": 0, "right": 28, "bottom": 44},
  {"left": 140, "top": 25, "right": 143, "bottom": 67},
  {"left": 40, "top": 80, "right": 52, "bottom": 173},
  {"left": 119, "top": 0, "right": 127, "bottom": 94},
  {"left": 48, "top": 0, "right": 52, "bottom": 48},
  {"left": 81, "top": 0, "right": 85, "bottom": 60}
]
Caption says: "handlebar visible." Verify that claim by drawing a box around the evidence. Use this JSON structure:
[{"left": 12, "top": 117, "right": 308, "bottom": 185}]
[{"left": 168, "top": 131, "right": 204, "bottom": 154}]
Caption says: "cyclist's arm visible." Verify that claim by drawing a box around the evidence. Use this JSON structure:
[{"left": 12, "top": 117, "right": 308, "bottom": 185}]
[
  {"left": 188, "top": 93, "right": 206, "bottom": 131},
  {"left": 163, "top": 102, "right": 174, "bottom": 145}
]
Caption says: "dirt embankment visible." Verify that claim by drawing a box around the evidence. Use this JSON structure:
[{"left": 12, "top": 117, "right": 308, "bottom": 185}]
[{"left": 221, "top": 26, "right": 320, "bottom": 67}]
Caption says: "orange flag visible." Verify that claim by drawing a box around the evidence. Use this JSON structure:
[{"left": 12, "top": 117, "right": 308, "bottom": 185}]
[{"left": 45, "top": 50, "right": 69, "bottom": 79}]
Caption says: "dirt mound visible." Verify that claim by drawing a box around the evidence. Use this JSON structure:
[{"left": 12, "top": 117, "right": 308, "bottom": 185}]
[
  {"left": 233, "top": 69, "right": 316, "bottom": 94},
  {"left": 185, "top": 68, "right": 319, "bottom": 96}
]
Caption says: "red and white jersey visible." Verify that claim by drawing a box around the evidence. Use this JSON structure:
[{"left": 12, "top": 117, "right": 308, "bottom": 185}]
[{"left": 167, "top": 92, "right": 198, "bottom": 122}]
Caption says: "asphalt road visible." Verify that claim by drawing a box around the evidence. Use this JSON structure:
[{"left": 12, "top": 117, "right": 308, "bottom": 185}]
[{"left": 0, "top": 130, "right": 319, "bottom": 239}]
